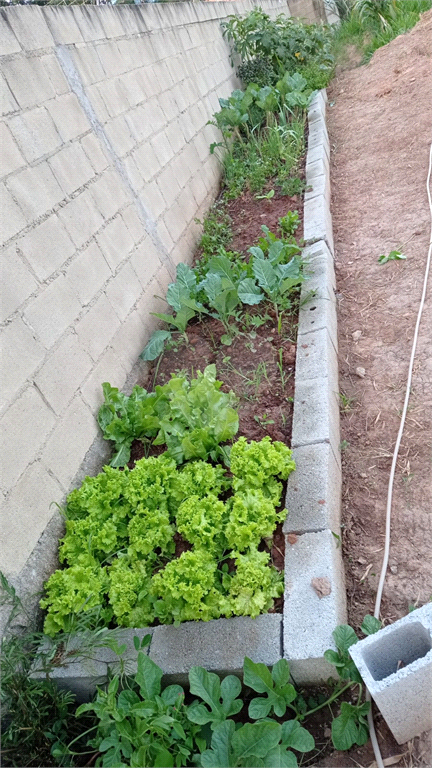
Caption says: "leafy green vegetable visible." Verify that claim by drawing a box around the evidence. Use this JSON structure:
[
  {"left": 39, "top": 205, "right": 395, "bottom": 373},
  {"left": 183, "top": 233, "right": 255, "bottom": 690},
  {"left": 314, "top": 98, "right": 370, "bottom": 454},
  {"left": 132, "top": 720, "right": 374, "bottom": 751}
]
[
  {"left": 188, "top": 667, "right": 243, "bottom": 728},
  {"left": 98, "top": 365, "right": 239, "bottom": 467},
  {"left": 331, "top": 701, "right": 370, "bottom": 751},
  {"left": 244, "top": 657, "right": 296, "bottom": 718},
  {"left": 41, "top": 434, "right": 295, "bottom": 633}
]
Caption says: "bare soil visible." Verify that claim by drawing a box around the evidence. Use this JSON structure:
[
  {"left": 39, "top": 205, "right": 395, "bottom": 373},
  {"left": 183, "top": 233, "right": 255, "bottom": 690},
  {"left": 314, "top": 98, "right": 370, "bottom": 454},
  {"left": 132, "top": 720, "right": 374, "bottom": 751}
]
[{"left": 317, "top": 10, "right": 432, "bottom": 767}]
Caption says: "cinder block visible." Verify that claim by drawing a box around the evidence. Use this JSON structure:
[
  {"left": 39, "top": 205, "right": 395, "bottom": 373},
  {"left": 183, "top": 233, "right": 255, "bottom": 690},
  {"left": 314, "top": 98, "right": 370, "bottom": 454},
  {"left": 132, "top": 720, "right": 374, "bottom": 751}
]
[
  {"left": 76, "top": 294, "right": 122, "bottom": 363},
  {"left": 295, "top": 326, "right": 338, "bottom": 392},
  {"left": 150, "top": 614, "right": 282, "bottom": 683},
  {"left": 1, "top": 244, "right": 37, "bottom": 321},
  {"left": 0, "top": 462, "right": 63, "bottom": 576},
  {"left": 150, "top": 131, "right": 175, "bottom": 169},
  {"left": 0, "top": 14, "right": 21, "bottom": 55},
  {"left": 89, "top": 169, "right": 130, "bottom": 221},
  {"left": 284, "top": 529, "right": 346, "bottom": 684},
  {"left": 7, "top": 162, "right": 64, "bottom": 222},
  {"left": 121, "top": 205, "right": 144, "bottom": 245},
  {"left": 41, "top": 54, "right": 70, "bottom": 96},
  {"left": 301, "top": 239, "right": 336, "bottom": 295},
  {"left": 349, "top": 604, "right": 432, "bottom": 744},
  {"left": 34, "top": 333, "right": 94, "bottom": 415},
  {"left": 24, "top": 274, "right": 81, "bottom": 348},
  {"left": 163, "top": 200, "right": 188, "bottom": 243},
  {"left": 105, "top": 261, "right": 143, "bottom": 322},
  {"left": 71, "top": 45, "right": 105, "bottom": 86},
  {"left": 9, "top": 107, "right": 62, "bottom": 163},
  {"left": 1, "top": 73, "right": 19, "bottom": 116},
  {"left": 125, "top": 107, "right": 152, "bottom": 146},
  {"left": 19, "top": 214, "right": 75, "bottom": 281},
  {"left": 284, "top": 442, "right": 341, "bottom": 535},
  {"left": 120, "top": 69, "right": 147, "bottom": 109},
  {"left": 46, "top": 93, "right": 91, "bottom": 143},
  {"left": 97, "top": 41, "right": 128, "bottom": 79},
  {"left": 48, "top": 142, "right": 95, "bottom": 197},
  {"left": 42, "top": 7, "right": 84, "bottom": 45},
  {"left": 80, "top": 133, "right": 110, "bottom": 174},
  {"left": 0, "top": 122, "right": 25, "bottom": 178},
  {"left": 2, "top": 57, "right": 57, "bottom": 111},
  {"left": 306, "top": 153, "right": 329, "bottom": 183},
  {"left": 129, "top": 237, "right": 162, "bottom": 290},
  {"left": 305, "top": 169, "right": 330, "bottom": 203},
  {"left": 291, "top": 375, "right": 340, "bottom": 456},
  {"left": 58, "top": 191, "right": 105, "bottom": 249},
  {"left": 42, "top": 396, "right": 99, "bottom": 489},
  {"left": 156, "top": 165, "right": 181, "bottom": 209},
  {"left": 109, "top": 307, "right": 147, "bottom": 371},
  {"left": 142, "top": 177, "right": 170, "bottom": 219},
  {"left": 0, "top": 385, "right": 56, "bottom": 492},
  {"left": 66, "top": 241, "right": 111, "bottom": 306},
  {"left": 5, "top": 6, "right": 54, "bottom": 51},
  {"left": 103, "top": 114, "right": 136, "bottom": 163},
  {"left": 303, "top": 195, "right": 334, "bottom": 254},
  {"left": 69, "top": 7, "right": 106, "bottom": 43},
  {"left": 0, "top": 317, "right": 45, "bottom": 410},
  {"left": 97, "top": 79, "right": 130, "bottom": 120},
  {"left": 80, "top": 346, "right": 127, "bottom": 412},
  {"left": 298, "top": 282, "right": 337, "bottom": 352},
  {"left": 0, "top": 183, "right": 27, "bottom": 243},
  {"left": 96, "top": 214, "right": 135, "bottom": 272}
]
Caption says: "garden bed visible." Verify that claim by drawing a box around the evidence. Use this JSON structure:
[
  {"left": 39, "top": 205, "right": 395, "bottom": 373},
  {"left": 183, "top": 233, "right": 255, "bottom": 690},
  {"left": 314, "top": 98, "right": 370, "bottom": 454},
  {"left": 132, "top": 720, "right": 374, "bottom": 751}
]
[{"left": 35, "top": 89, "right": 346, "bottom": 699}]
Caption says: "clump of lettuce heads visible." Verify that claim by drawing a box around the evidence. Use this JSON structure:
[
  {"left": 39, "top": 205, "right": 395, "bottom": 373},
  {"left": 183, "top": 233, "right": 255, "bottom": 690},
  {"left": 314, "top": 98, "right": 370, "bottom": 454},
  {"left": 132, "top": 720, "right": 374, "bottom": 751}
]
[
  {"left": 97, "top": 365, "right": 239, "bottom": 468},
  {"left": 41, "top": 438, "right": 295, "bottom": 635}
]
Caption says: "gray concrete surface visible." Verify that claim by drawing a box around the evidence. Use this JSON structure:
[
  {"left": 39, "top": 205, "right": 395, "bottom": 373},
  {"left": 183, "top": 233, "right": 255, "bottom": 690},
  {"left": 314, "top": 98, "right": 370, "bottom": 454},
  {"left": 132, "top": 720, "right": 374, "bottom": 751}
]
[{"left": 349, "top": 604, "right": 432, "bottom": 744}]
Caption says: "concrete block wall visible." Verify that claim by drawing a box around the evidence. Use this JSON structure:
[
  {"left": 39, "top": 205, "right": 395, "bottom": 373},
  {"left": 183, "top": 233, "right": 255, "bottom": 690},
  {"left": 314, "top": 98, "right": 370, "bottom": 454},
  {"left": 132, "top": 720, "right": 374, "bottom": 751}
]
[{"left": 0, "top": 0, "right": 330, "bottom": 624}]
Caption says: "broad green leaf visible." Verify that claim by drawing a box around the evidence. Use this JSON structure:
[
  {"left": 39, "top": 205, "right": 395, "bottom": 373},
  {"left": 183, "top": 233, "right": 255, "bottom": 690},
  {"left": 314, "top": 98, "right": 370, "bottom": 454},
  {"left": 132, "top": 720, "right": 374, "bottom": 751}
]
[
  {"left": 248, "top": 246, "right": 266, "bottom": 260},
  {"left": 201, "top": 273, "right": 223, "bottom": 303},
  {"left": 161, "top": 684, "right": 184, "bottom": 706},
  {"left": 189, "top": 667, "right": 223, "bottom": 716},
  {"left": 166, "top": 281, "right": 186, "bottom": 311},
  {"left": 201, "top": 720, "right": 235, "bottom": 768},
  {"left": 140, "top": 330, "right": 171, "bottom": 361},
  {"left": 154, "top": 748, "right": 174, "bottom": 767},
  {"left": 248, "top": 696, "right": 272, "bottom": 720},
  {"left": 267, "top": 240, "right": 285, "bottom": 263},
  {"left": 187, "top": 701, "right": 216, "bottom": 725},
  {"left": 243, "top": 657, "right": 274, "bottom": 694},
  {"left": 361, "top": 615, "right": 381, "bottom": 636},
  {"left": 117, "top": 689, "right": 140, "bottom": 713},
  {"left": 281, "top": 721, "right": 315, "bottom": 752},
  {"left": 231, "top": 721, "right": 281, "bottom": 760},
  {"left": 238, "top": 278, "right": 264, "bottom": 305},
  {"left": 135, "top": 652, "right": 163, "bottom": 700},
  {"left": 207, "top": 254, "right": 237, "bottom": 287},
  {"left": 333, "top": 625, "right": 358, "bottom": 653},
  {"left": 261, "top": 747, "right": 298, "bottom": 767},
  {"left": 220, "top": 674, "right": 243, "bottom": 715},
  {"left": 272, "top": 659, "right": 290, "bottom": 688},
  {"left": 110, "top": 440, "right": 132, "bottom": 468},
  {"left": 331, "top": 702, "right": 362, "bottom": 751},
  {"left": 323, "top": 649, "right": 342, "bottom": 666},
  {"left": 253, "top": 258, "right": 278, "bottom": 296},
  {"left": 176, "top": 262, "right": 197, "bottom": 292}
]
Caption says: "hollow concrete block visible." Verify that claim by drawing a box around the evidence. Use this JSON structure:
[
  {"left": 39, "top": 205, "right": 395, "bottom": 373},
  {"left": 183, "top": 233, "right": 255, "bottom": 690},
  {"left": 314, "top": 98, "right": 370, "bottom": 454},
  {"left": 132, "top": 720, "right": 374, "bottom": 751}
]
[
  {"left": 349, "top": 604, "right": 432, "bottom": 744},
  {"left": 284, "top": 441, "right": 341, "bottom": 534},
  {"left": 149, "top": 614, "right": 282, "bottom": 684},
  {"left": 284, "top": 529, "right": 346, "bottom": 684}
]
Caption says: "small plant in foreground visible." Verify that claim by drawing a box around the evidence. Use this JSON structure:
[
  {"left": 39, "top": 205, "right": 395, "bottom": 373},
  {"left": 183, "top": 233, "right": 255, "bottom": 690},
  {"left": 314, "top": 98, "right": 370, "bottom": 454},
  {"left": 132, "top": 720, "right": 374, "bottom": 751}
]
[{"left": 378, "top": 249, "right": 406, "bottom": 264}]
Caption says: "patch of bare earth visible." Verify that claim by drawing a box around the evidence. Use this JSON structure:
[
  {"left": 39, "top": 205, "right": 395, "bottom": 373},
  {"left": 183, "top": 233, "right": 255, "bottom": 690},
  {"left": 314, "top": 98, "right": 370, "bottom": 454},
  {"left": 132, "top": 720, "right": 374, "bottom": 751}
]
[{"left": 318, "top": 10, "right": 432, "bottom": 767}]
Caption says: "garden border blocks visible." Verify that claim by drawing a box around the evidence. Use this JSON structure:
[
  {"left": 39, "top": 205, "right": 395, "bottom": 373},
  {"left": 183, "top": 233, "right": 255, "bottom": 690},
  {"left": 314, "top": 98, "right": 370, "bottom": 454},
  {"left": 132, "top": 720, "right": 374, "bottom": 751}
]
[
  {"left": 34, "top": 89, "right": 346, "bottom": 697},
  {"left": 349, "top": 603, "right": 432, "bottom": 744}
]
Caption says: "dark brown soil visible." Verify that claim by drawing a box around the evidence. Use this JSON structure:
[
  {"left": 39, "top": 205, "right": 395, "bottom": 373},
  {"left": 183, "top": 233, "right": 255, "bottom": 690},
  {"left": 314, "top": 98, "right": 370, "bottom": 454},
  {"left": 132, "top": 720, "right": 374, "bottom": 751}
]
[{"left": 225, "top": 182, "right": 304, "bottom": 256}]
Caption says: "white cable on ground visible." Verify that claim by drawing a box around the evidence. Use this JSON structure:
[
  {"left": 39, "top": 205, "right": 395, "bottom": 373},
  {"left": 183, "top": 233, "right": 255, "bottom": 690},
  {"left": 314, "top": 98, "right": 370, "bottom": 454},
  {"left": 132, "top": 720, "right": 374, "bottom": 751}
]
[{"left": 366, "top": 142, "right": 432, "bottom": 768}]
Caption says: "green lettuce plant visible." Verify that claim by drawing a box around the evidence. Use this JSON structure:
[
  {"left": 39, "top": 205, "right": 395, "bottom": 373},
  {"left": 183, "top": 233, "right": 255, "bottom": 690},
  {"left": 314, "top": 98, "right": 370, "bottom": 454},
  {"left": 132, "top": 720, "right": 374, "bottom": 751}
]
[
  {"left": 98, "top": 365, "right": 239, "bottom": 467},
  {"left": 40, "top": 436, "right": 296, "bottom": 634}
]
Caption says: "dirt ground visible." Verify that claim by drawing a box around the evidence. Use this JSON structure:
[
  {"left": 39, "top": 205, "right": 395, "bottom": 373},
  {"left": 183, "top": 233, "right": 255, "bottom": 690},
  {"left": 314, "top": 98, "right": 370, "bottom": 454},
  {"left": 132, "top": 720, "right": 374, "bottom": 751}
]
[{"left": 321, "top": 10, "right": 432, "bottom": 767}]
